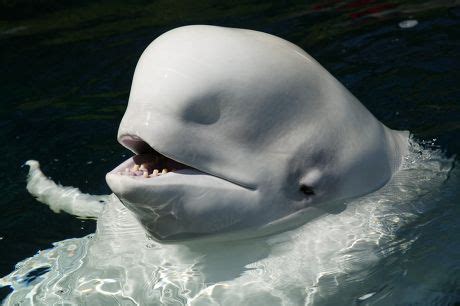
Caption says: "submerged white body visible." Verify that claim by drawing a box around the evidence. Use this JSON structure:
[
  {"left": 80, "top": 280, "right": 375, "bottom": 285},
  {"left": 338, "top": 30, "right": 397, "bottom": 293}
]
[{"left": 106, "top": 25, "right": 408, "bottom": 240}]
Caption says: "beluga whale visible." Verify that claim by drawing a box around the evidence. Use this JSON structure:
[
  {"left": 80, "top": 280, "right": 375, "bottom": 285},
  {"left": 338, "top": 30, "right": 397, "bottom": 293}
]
[
  {"left": 5, "top": 25, "right": 456, "bottom": 306},
  {"left": 105, "top": 25, "right": 409, "bottom": 241}
]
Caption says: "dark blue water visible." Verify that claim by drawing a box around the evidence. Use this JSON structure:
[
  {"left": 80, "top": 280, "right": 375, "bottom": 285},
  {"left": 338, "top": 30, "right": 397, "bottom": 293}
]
[{"left": 0, "top": 0, "right": 459, "bottom": 303}]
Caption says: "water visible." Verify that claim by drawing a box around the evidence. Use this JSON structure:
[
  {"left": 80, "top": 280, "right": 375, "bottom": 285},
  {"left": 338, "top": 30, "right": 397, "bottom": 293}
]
[{"left": 0, "top": 0, "right": 459, "bottom": 304}]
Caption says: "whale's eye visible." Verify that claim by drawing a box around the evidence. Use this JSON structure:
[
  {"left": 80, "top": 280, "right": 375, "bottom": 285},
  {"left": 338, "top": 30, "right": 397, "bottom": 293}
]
[{"left": 300, "top": 184, "right": 315, "bottom": 196}]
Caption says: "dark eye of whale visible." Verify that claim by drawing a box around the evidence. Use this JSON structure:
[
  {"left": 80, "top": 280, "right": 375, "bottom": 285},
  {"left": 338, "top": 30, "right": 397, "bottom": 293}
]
[{"left": 300, "top": 185, "right": 315, "bottom": 196}]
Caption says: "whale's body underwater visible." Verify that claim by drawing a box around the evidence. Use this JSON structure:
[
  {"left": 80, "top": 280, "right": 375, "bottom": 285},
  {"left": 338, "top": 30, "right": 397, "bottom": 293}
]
[{"left": 1, "top": 26, "right": 455, "bottom": 305}]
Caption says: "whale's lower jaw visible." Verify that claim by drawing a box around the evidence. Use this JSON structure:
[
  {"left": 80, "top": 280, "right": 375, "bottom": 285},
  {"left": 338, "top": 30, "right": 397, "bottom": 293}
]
[{"left": 106, "top": 166, "right": 260, "bottom": 242}]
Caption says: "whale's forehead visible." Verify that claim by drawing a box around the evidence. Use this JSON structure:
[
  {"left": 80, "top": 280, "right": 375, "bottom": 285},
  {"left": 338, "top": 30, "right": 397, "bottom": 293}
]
[
  {"left": 131, "top": 25, "right": 315, "bottom": 89},
  {"left": 125, "top": 26, "right": 327, "bottom": 143},
  {"left": 118, "top": 26, "right": 358, "bottom": 187}
]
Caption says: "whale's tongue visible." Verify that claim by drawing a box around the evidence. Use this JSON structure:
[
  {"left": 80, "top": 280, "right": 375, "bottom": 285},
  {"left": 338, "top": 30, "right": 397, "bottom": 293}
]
[{"left": 117, "top": 153, "right": 192, "bottom": 178}]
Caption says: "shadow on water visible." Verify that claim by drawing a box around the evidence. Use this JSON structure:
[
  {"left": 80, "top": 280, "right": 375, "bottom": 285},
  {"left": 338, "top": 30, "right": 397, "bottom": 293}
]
[{"left": 0, "top": 0, "right": 459, "bottom": 303}]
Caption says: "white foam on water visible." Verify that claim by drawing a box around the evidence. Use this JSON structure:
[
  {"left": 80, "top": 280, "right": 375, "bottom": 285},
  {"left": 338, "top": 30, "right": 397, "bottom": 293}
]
[{"left": 24, "top": 160, "right": 106, "bottom": 218}]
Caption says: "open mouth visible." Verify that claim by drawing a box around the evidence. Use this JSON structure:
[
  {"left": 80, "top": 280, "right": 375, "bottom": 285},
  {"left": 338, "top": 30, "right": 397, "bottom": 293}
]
[
  {"left": 109, "top": 134, "right": 199, "bottom": 179},
  {"left": 114, "top": 152, "right": 194, "bottom": 178},
  {"left": 108, "top": 134, "right": 256, "bottom": 191}
]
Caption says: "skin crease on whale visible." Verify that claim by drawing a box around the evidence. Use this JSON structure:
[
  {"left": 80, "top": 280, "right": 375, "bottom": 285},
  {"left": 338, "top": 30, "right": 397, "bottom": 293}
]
[{"left": 105, "top": 25, "right": 409, "bottom": 242}]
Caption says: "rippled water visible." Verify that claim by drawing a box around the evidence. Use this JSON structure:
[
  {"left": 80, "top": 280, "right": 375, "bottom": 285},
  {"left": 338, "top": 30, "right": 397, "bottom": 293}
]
[{"left": 1, "top": 0, "right": 459, "bottom": 304}]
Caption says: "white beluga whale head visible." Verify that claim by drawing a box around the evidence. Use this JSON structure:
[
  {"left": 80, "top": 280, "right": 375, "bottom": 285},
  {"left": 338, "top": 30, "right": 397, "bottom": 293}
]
[{"left": 106, "top": 25, "right": 408, "bottom": 241}]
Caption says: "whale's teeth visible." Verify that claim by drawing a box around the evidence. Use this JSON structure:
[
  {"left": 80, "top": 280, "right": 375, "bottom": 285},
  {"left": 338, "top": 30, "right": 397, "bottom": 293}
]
[
  {"left": 132, "top": 164, "right": 140, "bottom": 172},
  {"left": 161, "top": 169, "right": 168, "bottom": 175},
  {"left": 151, "top": 169, "right": 159, "bottom": 177},
  {"left": 139, "top": 164, "right": 147, "bottom": 171},
  {"left": 143, "top": 171, "right": 148, "bottom": 178},
  {"left": 125, "top": 167, "right": 130, "bottom": 173}
]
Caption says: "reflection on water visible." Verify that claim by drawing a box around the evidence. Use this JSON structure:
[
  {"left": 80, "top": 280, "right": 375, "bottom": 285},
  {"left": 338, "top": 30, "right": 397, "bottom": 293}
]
[{"left": 1, "top": 141, "right": 458, "bottom": 305}]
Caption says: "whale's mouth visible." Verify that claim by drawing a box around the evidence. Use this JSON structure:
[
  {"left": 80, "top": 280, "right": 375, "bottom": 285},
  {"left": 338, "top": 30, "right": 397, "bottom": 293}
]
[
  {"left": 108, "top": 134, "right": 199, "bottom": 179},
  {"left": 108, "top": 134, "right": 256, "bottom": 191},
  {"left": 113, "top": 152, "right": 194, "bottom": 178}
]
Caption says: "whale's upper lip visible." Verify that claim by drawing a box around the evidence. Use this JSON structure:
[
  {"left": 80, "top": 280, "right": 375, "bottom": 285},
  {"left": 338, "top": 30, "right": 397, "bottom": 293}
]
[{"left": 108, "top": 133, "right": 256, "bottom": 190}]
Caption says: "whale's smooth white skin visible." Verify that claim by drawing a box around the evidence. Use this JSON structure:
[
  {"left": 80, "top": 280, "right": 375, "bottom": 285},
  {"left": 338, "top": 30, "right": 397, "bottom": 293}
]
[{"left": 105, "top": 25, "right": 409, "bottom": 241}]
